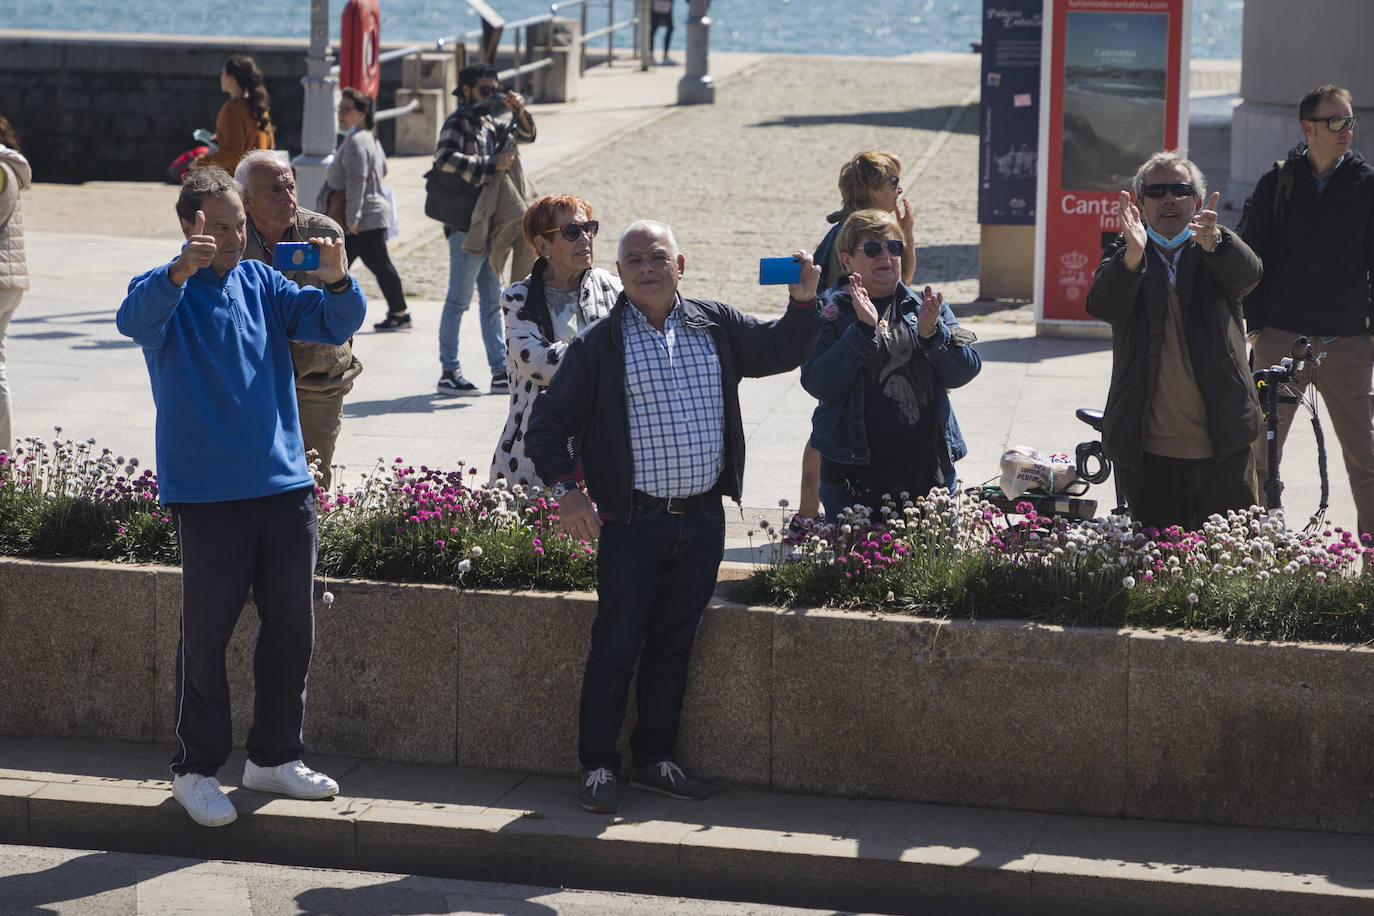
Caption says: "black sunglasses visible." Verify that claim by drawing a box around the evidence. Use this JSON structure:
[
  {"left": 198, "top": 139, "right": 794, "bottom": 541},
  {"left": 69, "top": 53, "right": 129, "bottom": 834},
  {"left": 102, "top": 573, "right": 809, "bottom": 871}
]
[
  {"left": 1141, "top": 182, "right": 1197, "bottom": 199},
  {"left": 541, "top": 220, "right": 599, "bottom": 241},
  {"left": 859, "top": 238, "right": 904, "bottom": 258},
  {"left": 476, "top": 84, "right": 502, "bottom": 99},
  {"left": 1304, "top": 115, "right": 1356, "bottom": 132}
]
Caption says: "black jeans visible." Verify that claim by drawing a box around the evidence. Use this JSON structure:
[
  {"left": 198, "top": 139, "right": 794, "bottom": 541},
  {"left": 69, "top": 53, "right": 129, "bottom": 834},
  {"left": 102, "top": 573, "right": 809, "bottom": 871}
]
[
  {"left": 578, "top": 499, "right": 725, "bottom": 772},
  {"left": 345, "top": 227, "right": 408, "bottom": 317},
  {"left": 168, "top": 487, "right": 318, "bottom": 776}
]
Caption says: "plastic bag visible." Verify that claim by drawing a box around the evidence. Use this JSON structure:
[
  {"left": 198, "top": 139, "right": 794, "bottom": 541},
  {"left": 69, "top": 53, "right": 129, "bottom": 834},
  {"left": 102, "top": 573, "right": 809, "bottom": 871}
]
[{"left": 999, "top": 446, "right": 1082, "bottom": 499}]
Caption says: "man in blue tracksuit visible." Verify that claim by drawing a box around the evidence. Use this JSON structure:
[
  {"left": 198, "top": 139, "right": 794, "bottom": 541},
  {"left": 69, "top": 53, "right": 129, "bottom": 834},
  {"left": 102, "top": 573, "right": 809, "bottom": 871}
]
[{"left": 117, "top": 167, "right": 366, "bottom": 827}]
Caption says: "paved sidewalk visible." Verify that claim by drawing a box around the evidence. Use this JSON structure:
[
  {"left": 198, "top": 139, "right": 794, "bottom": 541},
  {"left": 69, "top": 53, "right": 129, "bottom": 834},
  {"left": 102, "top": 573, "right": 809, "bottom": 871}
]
[{"left": 3, "top": 735, "right": 1374, "bottom": 915}]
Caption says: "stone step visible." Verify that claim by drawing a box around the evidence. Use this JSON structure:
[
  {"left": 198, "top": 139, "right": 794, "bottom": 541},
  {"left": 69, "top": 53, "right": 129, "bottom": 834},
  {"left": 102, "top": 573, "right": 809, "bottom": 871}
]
[{"left": 3, "top": 736, "right": 1372, "bottom": 915}]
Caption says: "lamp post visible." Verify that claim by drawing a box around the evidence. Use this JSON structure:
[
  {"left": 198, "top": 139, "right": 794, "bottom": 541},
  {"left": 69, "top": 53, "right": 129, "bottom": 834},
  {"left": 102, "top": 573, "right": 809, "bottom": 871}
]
[
  {"left": 676, "top": 0, "right": 714, "bottom": 104},
  {"left": 293, "top": 0, "right": 339, "bottom": 208}
]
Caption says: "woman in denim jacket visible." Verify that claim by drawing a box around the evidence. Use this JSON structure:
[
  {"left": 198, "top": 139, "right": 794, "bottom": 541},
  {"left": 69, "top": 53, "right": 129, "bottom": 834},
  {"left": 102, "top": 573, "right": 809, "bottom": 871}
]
[{"left": 801, "top": 209, "right": 981, "bottom": 519}]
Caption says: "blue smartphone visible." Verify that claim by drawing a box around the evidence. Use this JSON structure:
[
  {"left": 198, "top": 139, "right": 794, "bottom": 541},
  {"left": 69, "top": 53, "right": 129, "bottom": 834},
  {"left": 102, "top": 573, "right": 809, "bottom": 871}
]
[
  {"left": 273, "top": 241, "right": 320, "bottom": 271},
  {"left": 759, "top": 256, "right": 801, "bottom": 285}
]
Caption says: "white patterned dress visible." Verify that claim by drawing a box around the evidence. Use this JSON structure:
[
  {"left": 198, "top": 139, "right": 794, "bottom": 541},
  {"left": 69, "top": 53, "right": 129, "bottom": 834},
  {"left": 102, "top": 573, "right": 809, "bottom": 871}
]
[{"left": 489, "top": 263, "right": 621, "bottom": 486}]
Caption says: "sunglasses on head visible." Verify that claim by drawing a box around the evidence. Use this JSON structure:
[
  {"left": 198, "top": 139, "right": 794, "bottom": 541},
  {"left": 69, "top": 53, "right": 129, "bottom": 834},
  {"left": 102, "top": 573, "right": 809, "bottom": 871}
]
[
  {"left": 1141, "top": 182, "right": 1197, "bottom": 199},
  {"left": 541, "top": 220, "right": 599, "bottom": 241},
  {"left": 858, "top": 238, "right": 904, "bottom": 258},
  {"left": 1304, "top": 115, "right": 1356, "bottom": 132}
]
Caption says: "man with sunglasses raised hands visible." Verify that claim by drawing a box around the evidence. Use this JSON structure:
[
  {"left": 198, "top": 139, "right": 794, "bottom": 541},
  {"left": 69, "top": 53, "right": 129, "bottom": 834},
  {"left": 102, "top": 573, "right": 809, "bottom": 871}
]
[
  {"left": 431, "top": 62, "right": 536, "bottom": 397},
  {"left": 1087, "top": 150, "right": 1264, "bottom": 531},
  {"left": 1238, "top": 84, "right": 1374, "bottom": 541},
  {"left": 526, "top": 220, "right": 820, "bottom": 815}
]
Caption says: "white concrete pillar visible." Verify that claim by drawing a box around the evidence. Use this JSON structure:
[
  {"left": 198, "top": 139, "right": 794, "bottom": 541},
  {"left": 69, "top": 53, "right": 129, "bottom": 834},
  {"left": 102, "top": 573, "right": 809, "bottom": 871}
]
[
  {"left": 677, "top": 0, "right": 714, "bottom": 105},
  {"left": 294, "top": 0, "right": 339, "bottom": 211}
]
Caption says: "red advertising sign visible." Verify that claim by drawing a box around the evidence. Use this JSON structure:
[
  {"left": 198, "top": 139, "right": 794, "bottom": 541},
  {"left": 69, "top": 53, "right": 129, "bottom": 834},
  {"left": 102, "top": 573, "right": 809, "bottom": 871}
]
[{"left": 1034, "top": 0, "right": 1190, "bottom": 327}]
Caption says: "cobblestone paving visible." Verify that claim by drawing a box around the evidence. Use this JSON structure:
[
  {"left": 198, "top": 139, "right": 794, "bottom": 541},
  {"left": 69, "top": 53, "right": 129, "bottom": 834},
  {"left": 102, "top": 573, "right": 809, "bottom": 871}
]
[{"left": 388, "top": 54, "right": 986, "bottom": 316}]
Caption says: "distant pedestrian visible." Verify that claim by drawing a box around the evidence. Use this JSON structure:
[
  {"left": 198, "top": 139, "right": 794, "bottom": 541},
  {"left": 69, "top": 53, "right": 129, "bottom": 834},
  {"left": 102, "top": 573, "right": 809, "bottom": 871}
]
[
  {"left": 431, "top": 62, "right": 536, "bottom": 397},
  {"left": 1087, "top": 150, "right": 1262, "bottom": 531},
  {"left": 490, "top": 194, "right": 620, "bottom": 486},
  {"left": 236, "top": 150, "right": 363, "bottom": 490},
  {"left": 0, "top": 113, "right": 30, "bottom": 453},
  {"left": 651, "top": 0, "right": 676, "bottom": 66},
  {"left": 195, "top": 55, "right": 275, "bottom": 174},
  {"left": 117, "top": 167, "right": 363, "bottom": 828},
  {"left": 1238, "top": 84, "right": 1374, "bottom": 540},
  {"left": 327, "top": 88, "right": 411, "bottom": 331},
  {"left": 526, "top": 219, "right": 820, "bottom": 815}
]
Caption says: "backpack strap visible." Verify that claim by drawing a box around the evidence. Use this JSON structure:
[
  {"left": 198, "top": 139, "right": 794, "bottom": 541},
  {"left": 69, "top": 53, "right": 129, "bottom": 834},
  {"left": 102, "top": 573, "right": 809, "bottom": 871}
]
[{"left": 1271, "top": 158, "right": 1294, "bottom": 227}]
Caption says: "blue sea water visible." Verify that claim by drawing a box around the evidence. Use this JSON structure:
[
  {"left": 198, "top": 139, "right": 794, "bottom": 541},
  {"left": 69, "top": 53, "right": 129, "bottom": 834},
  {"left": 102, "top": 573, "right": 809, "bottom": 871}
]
[{"left": 7, "top": 0, "right": 1243, "bottom": 59}]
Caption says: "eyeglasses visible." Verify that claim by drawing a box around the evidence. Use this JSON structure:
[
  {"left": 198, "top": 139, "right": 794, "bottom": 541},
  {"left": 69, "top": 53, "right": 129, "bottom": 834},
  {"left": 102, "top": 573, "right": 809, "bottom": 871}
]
[
  {"left": 857, "top": 239, "right": 904, "bottom": 258},
  {"left": 1141, "top": 182, "right": 1197, "bottom": 199},
  {"left": 1304, "top": 115, "right": 1356, "bottom": 132},
  {"left": 541, "top": 220, "right": 599, "bottom": 241},
  {"left": 476, "top": 84, "right": 501, "bottom": 99}
]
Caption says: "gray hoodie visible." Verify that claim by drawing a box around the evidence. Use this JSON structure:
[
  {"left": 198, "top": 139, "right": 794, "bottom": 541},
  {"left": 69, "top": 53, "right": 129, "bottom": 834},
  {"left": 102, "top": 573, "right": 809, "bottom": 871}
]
[{"left": 0, "top": 144, "right": 31, "bottom": 291}]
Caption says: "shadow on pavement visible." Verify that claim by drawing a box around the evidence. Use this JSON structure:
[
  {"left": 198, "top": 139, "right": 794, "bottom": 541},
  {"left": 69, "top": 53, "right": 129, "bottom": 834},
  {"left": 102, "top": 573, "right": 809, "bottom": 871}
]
[{"left": 749, "top": 103, "right": 979, "bottom": 134}]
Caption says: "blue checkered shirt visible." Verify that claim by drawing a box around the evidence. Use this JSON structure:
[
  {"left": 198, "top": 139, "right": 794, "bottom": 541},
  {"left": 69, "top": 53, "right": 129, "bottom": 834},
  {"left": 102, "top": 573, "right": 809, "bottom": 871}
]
[{"left": 622, "top": 300, "right": 724, "bottom": 497}]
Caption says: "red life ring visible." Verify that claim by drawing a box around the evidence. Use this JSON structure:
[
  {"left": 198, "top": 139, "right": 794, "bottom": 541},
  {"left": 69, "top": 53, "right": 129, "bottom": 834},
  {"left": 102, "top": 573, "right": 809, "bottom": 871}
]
[{"left": 341, "top": 0, "right": 381, "bottom": 99}]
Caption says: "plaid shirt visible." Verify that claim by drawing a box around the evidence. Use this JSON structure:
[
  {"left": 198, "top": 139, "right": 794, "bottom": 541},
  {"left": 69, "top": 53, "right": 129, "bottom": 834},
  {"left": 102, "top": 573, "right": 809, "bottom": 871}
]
[
  {"left": 622, "top": 300, "right": 724, "bottom": 497},
  {"left": 432, "top": 104, "right": 536, "bottom": 185}
]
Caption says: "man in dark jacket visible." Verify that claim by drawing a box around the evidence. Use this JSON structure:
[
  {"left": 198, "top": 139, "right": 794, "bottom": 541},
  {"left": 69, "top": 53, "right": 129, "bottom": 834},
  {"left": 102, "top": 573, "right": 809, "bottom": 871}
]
[
  {"left": 1238, "top": 84, "right": 1374, "bottom": 538},
  {"left": 526, "top": 219, "right": 820, "bottom": 815},
  {"left": 1087, "top": 150, "right": 1263, "bottom": 531}
]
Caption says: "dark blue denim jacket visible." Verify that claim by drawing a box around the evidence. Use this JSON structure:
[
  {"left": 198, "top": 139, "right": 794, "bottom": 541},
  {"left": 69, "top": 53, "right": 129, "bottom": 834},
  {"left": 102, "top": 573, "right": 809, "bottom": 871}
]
[{"left": 800, "top": 282, "right": 980, "bottom": 482}]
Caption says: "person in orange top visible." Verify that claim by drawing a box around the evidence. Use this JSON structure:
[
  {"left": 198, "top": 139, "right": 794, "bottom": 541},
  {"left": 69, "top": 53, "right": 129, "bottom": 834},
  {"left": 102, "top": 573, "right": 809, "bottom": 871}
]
[{"left": 195, "top": 55, "right": 275, "bottom": 174}]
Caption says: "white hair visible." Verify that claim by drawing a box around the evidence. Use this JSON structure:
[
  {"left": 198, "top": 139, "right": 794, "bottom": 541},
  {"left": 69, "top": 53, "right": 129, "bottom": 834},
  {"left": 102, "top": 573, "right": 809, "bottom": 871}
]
[
  {"left": 1132, "top": 149, "right": 1206, "bottom": 202},
  {"left": 233, "top": 149, "right": 292, "bottom": 196},
  {"left": 618, "top": 219, "right": 679, "bottom": 260}
]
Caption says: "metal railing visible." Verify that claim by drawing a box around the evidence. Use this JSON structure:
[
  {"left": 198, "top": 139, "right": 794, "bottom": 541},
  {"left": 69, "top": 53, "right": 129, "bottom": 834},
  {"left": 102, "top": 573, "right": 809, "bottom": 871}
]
[{"left": 330, "top": 0, "right": 642, "bottom": 122}]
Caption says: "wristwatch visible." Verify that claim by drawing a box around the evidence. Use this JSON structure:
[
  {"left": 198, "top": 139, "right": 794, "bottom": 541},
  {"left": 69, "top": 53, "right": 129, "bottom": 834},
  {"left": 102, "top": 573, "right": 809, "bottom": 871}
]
[{"left": 550, "top": 480, "right": 572, "bottom": 500}]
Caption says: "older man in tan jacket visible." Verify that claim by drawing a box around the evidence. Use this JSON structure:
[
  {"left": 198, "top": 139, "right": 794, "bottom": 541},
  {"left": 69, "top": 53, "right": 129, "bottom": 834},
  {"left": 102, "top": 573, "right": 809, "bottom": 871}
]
[{"left": 236, "top": 151, "right": 363, "bottom": 489}]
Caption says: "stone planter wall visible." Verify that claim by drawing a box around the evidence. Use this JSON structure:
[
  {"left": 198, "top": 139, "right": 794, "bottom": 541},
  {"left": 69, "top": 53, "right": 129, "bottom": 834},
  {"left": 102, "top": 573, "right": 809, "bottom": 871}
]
[{"left": 2, "top": 557, "right": 1371, "bottom": 834}]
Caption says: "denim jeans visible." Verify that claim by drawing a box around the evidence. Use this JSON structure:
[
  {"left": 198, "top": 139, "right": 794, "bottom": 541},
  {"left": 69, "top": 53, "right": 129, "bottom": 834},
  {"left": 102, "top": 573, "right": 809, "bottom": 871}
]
[
  {"left": 438, "top": 228, "right": 505, "bottom": 377},
  {"left": 578, "top": 500, "right": 725, "bottom": 771}
]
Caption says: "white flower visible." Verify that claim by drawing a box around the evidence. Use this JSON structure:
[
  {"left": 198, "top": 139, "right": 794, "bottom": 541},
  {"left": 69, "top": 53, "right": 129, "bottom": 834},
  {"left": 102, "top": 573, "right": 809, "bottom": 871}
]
[
  {"left": 458, "top": 558, "right": 472, "bottom": 574},
  {"left": 1186, "top": 592, "right": 1198, "bottom": 604},
  {"left": 886, "top": 591, "right": 895, "bottom": 602},
  {"left": 1122, "top": 576, "right": 1136, "bottom": 589},
  {"left": 471, "top": 546, "right": 483, "bottom": 557},
  {"left": 321, "top": 590, "right": 335, "bottom": 606}
]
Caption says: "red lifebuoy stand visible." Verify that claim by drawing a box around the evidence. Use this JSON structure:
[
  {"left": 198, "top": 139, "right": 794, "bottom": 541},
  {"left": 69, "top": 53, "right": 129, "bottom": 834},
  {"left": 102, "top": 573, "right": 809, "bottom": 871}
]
[{"left": 341, "top": 0, "right": 381, "bottom": 98}]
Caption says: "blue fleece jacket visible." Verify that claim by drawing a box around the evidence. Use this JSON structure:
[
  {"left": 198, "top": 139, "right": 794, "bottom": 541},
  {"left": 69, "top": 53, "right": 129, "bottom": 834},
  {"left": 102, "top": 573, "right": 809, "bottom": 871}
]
[{"left": 117, "top": 260, "right": 366, "bottom": 504}]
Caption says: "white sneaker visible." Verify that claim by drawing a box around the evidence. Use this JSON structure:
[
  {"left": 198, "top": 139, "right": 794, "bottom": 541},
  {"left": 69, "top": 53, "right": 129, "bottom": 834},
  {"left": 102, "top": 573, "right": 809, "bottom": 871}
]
[
  {"left": 171, "top": 772, "right": 237, "bottom": 827},
  {"left": 242, "top": 759, "right": 339, "bottom": 799}
]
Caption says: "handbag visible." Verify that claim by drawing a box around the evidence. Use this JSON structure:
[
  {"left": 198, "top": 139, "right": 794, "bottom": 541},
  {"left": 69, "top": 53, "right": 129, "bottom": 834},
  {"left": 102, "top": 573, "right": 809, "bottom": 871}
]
[
  {"left": 423, "top": 167, "right": 481, "bottom": 231},
  {"left": 315, "top": 182, "right": 346, "bottom": 229}
]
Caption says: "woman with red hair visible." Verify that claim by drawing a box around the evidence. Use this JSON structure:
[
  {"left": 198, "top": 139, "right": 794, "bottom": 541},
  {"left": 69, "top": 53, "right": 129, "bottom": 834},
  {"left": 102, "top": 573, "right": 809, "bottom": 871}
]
[{"left": 490, "top": 194, "right": 621, "bottom": 486}]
